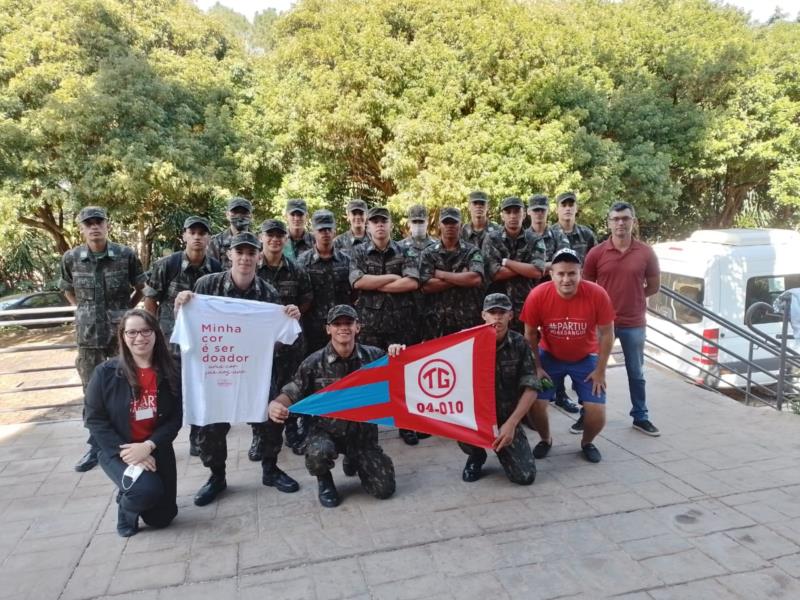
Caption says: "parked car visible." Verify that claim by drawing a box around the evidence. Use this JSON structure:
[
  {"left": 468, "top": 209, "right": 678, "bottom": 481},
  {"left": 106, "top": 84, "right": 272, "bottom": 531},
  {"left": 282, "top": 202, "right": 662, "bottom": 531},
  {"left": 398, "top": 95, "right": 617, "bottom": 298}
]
[
  {"left": 0, "top": 291, "right": 74, "bottom": 328},
  {"left": 645, "top": 228, "right": 800, "bottom": 388}
]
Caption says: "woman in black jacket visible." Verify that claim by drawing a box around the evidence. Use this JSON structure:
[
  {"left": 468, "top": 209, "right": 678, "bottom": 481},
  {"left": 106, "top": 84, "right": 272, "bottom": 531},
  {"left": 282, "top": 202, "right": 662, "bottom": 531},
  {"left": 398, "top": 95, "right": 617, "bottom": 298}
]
[{"left": 85, "top": 308, "right": 182, "bottom": 537}]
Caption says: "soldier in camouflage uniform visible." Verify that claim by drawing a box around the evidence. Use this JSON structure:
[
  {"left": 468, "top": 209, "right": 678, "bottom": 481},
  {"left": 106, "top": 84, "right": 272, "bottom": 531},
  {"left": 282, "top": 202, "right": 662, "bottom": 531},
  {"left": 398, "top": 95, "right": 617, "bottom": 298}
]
[
  {"left": 527, "top": 194, "right": 570, "bottom": 268},
  {"left": 174, "top": 232, "right": 302, "bottom": 507},
  {"left": 459, "top": 293, "right": 540, "bottom": 485},
  {"left": 551, "top": 192, "right": 597, "bottom": 263},
  {"left": 399, "top": 204, "right": 436, "bottom": 344},
  {"left": 419, "top": 207, "right": 485, "bottom": 339},
  {"left": 333, "top": 199, "right": 369, "bottom": 258},
  {"left": 144, "top": 216, "right": 222, "bottom": 456},
  {"left": 482, "top": 196, "right": 546, "bottom": 333},
  {"left": 284, "top": 198, "right": 315, "bottom": 260},
  {"left": 550, "top": 191, "right": 598, "bottom": 409},
  {"left": 298, "top": 212, "right": 353, "bottom": 354},
  {"left": 269, "top": 304, "right": 395, "bottom": 508},
  {"left": 208, "top": 197, "right": 253, "bottom": 269},
  {"left": 60, "top": 206, "right": 146, "bottom": 472},
  {"left": 460, "top": 190, "right": 501, "bottom": 248},
  {"left": 350, "top": 206, "right": 422, "bottom": 445},
  {"left": 254, "top": 218, "right": 314, "bottom": 459}
]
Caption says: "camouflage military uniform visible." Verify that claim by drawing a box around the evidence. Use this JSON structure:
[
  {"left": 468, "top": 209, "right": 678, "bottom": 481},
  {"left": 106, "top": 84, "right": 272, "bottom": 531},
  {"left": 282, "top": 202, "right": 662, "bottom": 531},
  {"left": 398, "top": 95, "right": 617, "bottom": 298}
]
[
  {"left": 284, "top": 231, "right": 315, "bottom": 261},
  {"left": 281, "top": 343, "right": 395, "bottom": 499},
  {"left": 459, "top": 330, "right": 540, "bottom": 485},
  {"left": 349, "top": 240, "right": 419, "bottom": 349},
  {"left": 60, "top": 242, "right": 145, "bottom": 388},
  {"left": 144, "top": 251, "right": 221, "bottom": 342},
  {"left": 482, "top": 229, "right": 547, "bottom": 331},
  {"left": 297, "top": 249, "right": 352, "bottom": 353},
  {"left": 551, "top": 223, "right": 597, "bottom": 263},
  {"left": 191, "top": 272, "right": 287, "bottom": 470},
  {"left": 207, "top": 228, "right": 236, "bottom": 269},
  {"left": 460, "top": 221, "right": 500, "bottom": 249},
  {"left": 418, "top": 240, "right": 485, "bottom": 338},
  {"left": 530, "top": 226, "right": 570, "bottom": 262},
  {"left": 399, "top": 236, "right": 436, "bottom": 342},
  {"left": 332, "top": 231, "right": 369, "bottom": 258}
]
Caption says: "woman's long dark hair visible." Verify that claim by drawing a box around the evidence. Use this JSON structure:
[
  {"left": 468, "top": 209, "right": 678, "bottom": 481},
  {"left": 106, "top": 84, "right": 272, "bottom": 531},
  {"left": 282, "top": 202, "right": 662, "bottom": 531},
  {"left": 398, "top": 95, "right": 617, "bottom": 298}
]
[{"left": 116, "top": 309, "right": 178, "bottom": 397}]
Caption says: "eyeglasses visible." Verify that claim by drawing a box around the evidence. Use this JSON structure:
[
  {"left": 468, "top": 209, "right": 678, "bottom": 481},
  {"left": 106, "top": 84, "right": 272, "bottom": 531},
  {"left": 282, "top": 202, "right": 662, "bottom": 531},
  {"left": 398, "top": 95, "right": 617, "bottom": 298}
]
[
  {"left": 608, "top": 216, "right": 633, "bottom": 223},
  {"left": 124, "top": 328, "right": 154, "bottom": 339}
]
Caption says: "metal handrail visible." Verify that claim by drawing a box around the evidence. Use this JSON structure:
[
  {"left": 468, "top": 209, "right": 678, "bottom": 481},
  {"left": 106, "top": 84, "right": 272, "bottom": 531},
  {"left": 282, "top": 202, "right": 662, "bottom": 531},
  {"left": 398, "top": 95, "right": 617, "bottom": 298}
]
[{"left": 0, "top": 304, "right": 76, "bottom": 327}]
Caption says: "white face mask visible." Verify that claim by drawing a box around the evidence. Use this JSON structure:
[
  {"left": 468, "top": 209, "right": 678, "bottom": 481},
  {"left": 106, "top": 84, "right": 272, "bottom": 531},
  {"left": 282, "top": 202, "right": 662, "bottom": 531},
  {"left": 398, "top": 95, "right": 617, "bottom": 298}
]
[{"left": 410, "top": 223, "right": 427, "bottom": 239}]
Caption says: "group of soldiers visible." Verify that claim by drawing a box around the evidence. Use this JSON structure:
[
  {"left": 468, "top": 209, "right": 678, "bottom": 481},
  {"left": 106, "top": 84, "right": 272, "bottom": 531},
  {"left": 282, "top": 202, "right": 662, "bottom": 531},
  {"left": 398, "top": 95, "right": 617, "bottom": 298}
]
[{"left": 61, "top": 189, "right": 622, "bottom": 508}]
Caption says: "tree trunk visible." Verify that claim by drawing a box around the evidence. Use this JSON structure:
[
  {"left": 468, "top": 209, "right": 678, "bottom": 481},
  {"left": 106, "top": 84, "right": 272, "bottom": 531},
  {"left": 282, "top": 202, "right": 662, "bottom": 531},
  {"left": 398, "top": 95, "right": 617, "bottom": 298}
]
[{"left": 18, "top": 204, "right": 71, "bottom": 254}]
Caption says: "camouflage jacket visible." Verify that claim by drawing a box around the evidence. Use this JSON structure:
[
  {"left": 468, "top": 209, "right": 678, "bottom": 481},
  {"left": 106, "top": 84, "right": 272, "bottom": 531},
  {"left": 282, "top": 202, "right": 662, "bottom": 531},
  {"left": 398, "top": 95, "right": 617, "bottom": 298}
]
[
  {"left": 297, "top": 249, "right": 352, "bottom": 344},
  {"left": 419, "top": 240, "right": 485, "bottom": 336},
  {"left": 144, "top": 251, "right": 221, "bottom": 339},
  {"left": 482, "top": 228, "right": 547, "bottom": 315},
  {"left": 332, "top": 231, "right": 369, "bottom": 258},
  {"left": 494, "top": 330, "right": 542, "bottom": 423},
  {"left": 284, "top": 231, "right": 315, "bottom": 261},
  {"left": 399, "top": 235, "right": 438, "bottom": 253},
  {"left": 529, "top": 226, "right": 570, "bottom": 262},
  {"left": 60, "top": 242, "right": 145, "bottom": 348},
  {"left": 460, "top": 221, "right": 501, "bottom": 249},
  {"left": 551, "top": 223, "right": 597, "bottom": 262},
  {"left": 349, "top": 240, "right": 419, "bottom": 313},
  {"left": 193, "top": 271, "right": 279, "bottom": 303},
  {"left": 207, "top": 228, "right": 236, "bottom": 269}
]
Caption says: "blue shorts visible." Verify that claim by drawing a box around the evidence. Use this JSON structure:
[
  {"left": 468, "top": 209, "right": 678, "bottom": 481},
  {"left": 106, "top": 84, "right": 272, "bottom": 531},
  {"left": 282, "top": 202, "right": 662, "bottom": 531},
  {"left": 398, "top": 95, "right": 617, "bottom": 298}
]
[{"left": 537, "top": 350, "right": 606, "bottom": 405}]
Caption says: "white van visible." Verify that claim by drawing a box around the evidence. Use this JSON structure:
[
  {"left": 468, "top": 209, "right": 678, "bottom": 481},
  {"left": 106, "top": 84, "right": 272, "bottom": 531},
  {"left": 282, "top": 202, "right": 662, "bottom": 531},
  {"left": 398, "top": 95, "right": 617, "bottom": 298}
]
[{"left": 645, "top": 228, "right": 800, "bottom": 387}]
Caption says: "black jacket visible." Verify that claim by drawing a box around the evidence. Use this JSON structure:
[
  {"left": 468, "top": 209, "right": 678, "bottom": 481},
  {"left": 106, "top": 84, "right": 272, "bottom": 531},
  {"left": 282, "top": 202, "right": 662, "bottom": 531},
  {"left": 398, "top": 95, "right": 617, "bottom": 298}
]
[{"left": 84, "top": 357, "right": 182, "bottom": 459}]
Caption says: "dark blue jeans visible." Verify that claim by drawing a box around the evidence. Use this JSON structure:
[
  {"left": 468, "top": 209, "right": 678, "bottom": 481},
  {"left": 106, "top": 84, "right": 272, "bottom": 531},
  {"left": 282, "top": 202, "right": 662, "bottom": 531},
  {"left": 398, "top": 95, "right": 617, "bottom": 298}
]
[
  {"left": 99, "top": 450, "right": 177, "bottom": 529},
  {"left": 616, "top": 326, "right": 648, "bottom": 422}
]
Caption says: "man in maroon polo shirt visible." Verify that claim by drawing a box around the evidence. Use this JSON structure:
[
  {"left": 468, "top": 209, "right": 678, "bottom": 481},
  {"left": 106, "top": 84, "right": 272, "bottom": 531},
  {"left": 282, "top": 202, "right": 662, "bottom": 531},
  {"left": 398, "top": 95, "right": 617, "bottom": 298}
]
[{"left": 583, "top": 201, "right": 661, "bottom": 436}]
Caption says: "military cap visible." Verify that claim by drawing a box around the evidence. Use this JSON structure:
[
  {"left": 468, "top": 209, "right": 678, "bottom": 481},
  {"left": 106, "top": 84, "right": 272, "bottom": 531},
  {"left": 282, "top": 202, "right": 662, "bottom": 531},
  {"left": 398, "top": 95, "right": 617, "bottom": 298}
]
[
  {"left": 346, "top": 199, "right": 368, "bottom": 213},
  {"left": 183, "top": 216, "right": 211, "bottom": 232},
  {"left": 326, "top": 304, "right": 359, "bottom": 323},
  {"left": 367, "top": 206, "right": 390, "bottom": 220},
  {"left": 260, "top": 218, "right": 287, "bottom": 234},
  {"left": 556, "top": 191, "right": 578, "bottom": 205},
  {"left": 468, "top": 190, "right": 489, "bottom": 204},
  {"left": 407, "top": 204, "right": 428, "bottom": 221},
  {"left": 229, "top": 231, "right": 262, "bottom": 250},
  {"left": 439, "top": 207, "right": 462, "bottom": 223},
  {"left": 227, "top": 197, "right": 253, "bottom": 212},
  {"left": 286, "top": 198, "right": 308, "bottom": 214},
  {"left": 312, "top": 209, "right": 335, "bottom": 230},
  {"left": 500, "top": 196, "right": 524, "bottom": 210},
  {"left": 551, "top": 247, "right": 582, "bottom": 265},
  {"left": 76, "top": 206, "right": 107, "bottom": 223},
  {"left": 483, "top": 293, "right": 513, "bottom": 312},
  {"left": 528, "top": 194, "right": 549, "bottom": 209}
]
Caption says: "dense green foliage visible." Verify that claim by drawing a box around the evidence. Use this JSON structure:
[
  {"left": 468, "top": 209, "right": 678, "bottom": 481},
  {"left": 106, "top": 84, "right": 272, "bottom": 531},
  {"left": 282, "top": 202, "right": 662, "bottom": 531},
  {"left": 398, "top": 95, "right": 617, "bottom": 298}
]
[{"left": 1, "top": 0, "right": 798, "bottom": 286}]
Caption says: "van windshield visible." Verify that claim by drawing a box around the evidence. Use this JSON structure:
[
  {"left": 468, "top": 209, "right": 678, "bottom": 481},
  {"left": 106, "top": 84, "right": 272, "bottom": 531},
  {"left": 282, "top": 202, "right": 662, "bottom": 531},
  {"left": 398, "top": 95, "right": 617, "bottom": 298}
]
[{"left": 647, "top": 273, "right": 704, "bottom": 324}]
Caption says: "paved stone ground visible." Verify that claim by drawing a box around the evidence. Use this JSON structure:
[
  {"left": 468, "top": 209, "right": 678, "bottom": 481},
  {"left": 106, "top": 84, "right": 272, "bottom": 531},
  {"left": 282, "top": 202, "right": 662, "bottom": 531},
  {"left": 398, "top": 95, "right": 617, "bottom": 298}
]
[{"left": 2, "top": 366, "right": 800, "bottom": 599}]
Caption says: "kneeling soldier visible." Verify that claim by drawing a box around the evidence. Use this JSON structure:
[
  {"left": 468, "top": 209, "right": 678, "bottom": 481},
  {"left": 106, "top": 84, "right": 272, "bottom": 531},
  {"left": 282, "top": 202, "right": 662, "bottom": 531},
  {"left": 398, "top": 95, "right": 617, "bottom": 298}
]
[
  {"left": 269, "top": 305, "right": 395, "bottom": 507},
  {"left": 460, "top": 293, "right": 540, "bottom": 485}
]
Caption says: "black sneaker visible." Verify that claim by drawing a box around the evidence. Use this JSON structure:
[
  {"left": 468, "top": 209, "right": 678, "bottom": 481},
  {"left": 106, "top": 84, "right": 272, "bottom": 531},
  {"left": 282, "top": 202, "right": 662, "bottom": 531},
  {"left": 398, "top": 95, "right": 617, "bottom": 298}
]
[
  {"left": 399, "top": 429, "right": 419, "bottom": 445},
  {"left": 116, "top": 504, "right": 139, "bottom": 538},
  {"left": 581, "top": 443, "right": 602, "bottom": 463},
  {"left": 633, "top": 420, "right": 661, "bottom": 437},
  {"left": 74, "top": 448, "right": 98, "bottom": 473},
  {"left": 553, "top": 394, "right": 580, "bottom": 414},
  {"left": 532, "top": 439, "right": 552, "bottom": 459},
  {"left": 248, "top": 433, "right": 264, "bottom": 462},
  {"left": 194, "top": 473, "right": 227, "bottom": 506},
  {"left": 569, "top": 415, "right": 584, "bottom": 435}
]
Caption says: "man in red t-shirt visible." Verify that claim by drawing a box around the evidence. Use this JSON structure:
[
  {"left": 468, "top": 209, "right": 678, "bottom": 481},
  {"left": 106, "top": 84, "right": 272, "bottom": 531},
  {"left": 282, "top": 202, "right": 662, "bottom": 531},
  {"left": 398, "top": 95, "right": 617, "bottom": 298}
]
[
  {"left": 520, "top": 248, "right": 615, "bottom": 463},
  {"left": 583, "top": 201, "right": 661, "bottom": 437}
]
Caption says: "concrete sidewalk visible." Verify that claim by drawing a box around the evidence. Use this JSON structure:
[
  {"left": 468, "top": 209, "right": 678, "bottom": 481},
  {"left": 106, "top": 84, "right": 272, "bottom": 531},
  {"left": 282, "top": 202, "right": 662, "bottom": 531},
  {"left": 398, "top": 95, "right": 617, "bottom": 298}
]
[{"left": 2, "top": 366, "right": 800, "bottom": 599}]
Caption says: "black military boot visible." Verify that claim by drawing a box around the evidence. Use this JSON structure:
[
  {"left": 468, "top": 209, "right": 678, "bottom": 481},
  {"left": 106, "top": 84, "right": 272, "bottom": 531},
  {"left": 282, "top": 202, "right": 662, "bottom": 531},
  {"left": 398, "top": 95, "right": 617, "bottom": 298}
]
[
  {"left": 189, "top": 425, "right": 200, "bottom": 457},
  {"left": 248, "top": 429, "right": 264, "bottom": 462},
  {"left": 342, "top": 455, "right": 358, "bottom": 477},
  {"left": 74, "top": 447, "right": 98, "bottom": 472},
  {"left": 399, "top": 429, "right": 419, "bottom": 445},
  {"left": 194, "top": 470, "right": 227, "bottom": 506},
  {"left": 285, "top": 415, "right": 308, "bottom": 456},
  {"left": 262, "top": 458, "right": 299, "bottom": 493},
  {"left": 317, "top": 472, "right": 340, "bottom": 508},
  {"left": 462, "top": 457, "right": 484, "bottom": 482}
]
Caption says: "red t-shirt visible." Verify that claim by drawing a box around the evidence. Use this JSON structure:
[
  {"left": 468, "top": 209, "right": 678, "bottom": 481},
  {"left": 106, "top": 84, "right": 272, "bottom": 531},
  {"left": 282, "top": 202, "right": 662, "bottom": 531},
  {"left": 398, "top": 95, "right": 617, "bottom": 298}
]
[
  {"left": 583, "top": 239, "right": 659, "bottom": 328},
  {"left": 520, "top": 280, "right": 616, "bottom": 362},
  {"left": 129, "top": 367, "right": 158, "bottom": 443}
]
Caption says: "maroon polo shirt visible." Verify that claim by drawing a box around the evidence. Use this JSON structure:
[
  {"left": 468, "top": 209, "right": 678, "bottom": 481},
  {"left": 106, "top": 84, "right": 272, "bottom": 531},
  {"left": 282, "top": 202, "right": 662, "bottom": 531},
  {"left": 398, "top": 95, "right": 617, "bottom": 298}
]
[{"left": 582, "top": 238, "right": 660, "bottom": 328}]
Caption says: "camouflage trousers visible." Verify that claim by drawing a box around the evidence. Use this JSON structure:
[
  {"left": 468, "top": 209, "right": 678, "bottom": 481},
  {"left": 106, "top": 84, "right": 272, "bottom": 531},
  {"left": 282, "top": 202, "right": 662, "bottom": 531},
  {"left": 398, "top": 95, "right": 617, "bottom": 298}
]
[
  {"left": 305, "top": 427, "right": 395, "bottom": 500},
  {"left": 198, "top": 419, "right": 285, "bottom": 472},
  {"left": 78, "top": 341, "right": 118, "bottom": 449},
  {"left": 459, "top": 425, "right": 536, "bottom": 485}
]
